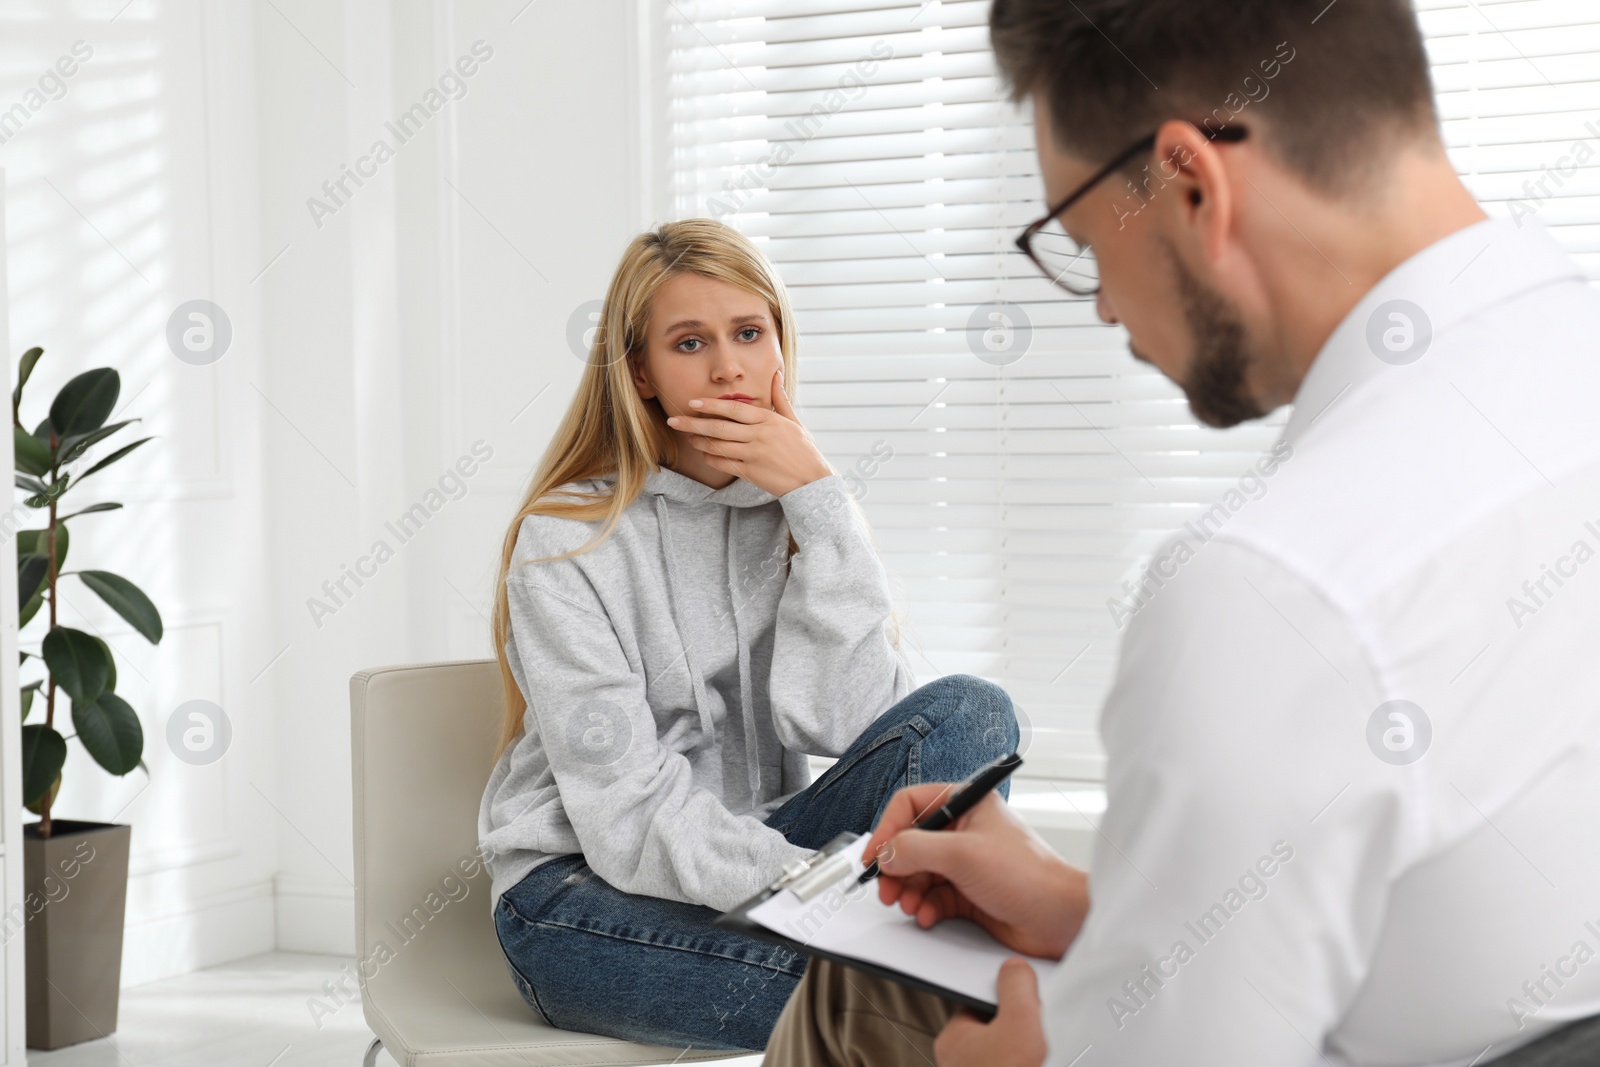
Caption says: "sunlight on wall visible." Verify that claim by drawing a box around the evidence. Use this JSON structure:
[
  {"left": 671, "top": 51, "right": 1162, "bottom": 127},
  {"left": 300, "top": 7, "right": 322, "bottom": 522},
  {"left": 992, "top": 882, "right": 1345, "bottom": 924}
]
[{"left": 1, "top": 0, "right": 230, "bottom": 872}]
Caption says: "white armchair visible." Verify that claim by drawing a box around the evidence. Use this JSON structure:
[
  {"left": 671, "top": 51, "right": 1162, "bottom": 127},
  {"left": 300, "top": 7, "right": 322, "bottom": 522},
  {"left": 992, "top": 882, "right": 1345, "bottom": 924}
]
[{"left": 349, "top": 658, "right": 746, "bottom": 1066}]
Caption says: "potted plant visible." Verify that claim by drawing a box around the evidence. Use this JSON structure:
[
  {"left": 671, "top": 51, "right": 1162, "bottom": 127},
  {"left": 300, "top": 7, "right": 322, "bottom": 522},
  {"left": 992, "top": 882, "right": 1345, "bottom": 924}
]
[{"left": 12, "top": 346, "right": 161, "bottom": 1049}]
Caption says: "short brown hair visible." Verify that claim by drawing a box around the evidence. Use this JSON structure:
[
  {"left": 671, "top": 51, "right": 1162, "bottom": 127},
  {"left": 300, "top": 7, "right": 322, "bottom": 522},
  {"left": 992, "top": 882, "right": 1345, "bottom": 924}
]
[{"left": 989, "top": 0, "right": 1439, "bottom": 194}]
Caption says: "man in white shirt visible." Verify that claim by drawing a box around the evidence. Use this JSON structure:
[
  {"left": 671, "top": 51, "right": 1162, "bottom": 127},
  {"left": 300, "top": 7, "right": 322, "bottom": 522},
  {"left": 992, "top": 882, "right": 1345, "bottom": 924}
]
[{"left": 760, "top": 0, "right": 1600, "bottom": 1064}]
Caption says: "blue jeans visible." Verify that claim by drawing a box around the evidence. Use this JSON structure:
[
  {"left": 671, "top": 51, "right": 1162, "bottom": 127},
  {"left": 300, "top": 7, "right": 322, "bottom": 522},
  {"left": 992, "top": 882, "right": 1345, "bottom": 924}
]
[{"left": 493, "top": 674, "right": 1019, "bottom": 1052}]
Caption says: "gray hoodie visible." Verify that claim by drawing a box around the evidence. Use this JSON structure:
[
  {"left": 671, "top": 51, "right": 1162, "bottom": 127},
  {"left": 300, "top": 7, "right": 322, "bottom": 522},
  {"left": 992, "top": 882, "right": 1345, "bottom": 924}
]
[{"left": 478, "top": 467, "right": 915, "bottom": 914}]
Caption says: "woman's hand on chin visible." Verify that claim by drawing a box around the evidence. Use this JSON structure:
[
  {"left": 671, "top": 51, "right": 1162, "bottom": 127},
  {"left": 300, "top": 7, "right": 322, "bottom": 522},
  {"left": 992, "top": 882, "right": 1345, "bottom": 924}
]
[{"left": 666, "top": 368, "right": 833, "bottom": 497}]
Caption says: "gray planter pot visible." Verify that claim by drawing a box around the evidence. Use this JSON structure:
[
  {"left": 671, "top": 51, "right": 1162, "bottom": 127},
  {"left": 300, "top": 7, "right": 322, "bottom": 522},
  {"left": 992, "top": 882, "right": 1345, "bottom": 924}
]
[{"left": 23, "top": 819, "right": 131, "bottom": 1050}]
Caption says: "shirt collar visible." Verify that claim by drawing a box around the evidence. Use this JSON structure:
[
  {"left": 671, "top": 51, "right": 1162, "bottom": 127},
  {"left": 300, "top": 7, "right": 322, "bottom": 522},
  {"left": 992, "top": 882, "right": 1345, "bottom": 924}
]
[{"left": 1283, "top": 216, "right": 1586, "bottom": 445}]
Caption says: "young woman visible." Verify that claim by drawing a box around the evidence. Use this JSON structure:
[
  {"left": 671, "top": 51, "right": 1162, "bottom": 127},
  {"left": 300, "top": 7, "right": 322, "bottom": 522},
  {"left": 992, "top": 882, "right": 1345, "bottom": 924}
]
[{"left": 478, "top": 218, "right": 1018, "bottom": 1052}]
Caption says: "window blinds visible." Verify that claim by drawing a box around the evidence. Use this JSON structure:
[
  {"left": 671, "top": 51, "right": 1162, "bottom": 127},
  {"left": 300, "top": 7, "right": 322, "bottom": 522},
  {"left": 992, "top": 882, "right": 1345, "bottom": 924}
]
[
  {"left": 661, "top": 0, "right": 1600, "bottom": 779},
  {"left": 1423, "top": 0, "right": 1600, "bottom": 278}
]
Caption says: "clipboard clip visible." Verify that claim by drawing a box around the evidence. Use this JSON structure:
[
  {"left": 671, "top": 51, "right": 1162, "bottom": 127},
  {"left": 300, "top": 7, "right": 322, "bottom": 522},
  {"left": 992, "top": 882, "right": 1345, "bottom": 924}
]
[{"left": 771, "top": 831, "right": 862, "bottom": 902}]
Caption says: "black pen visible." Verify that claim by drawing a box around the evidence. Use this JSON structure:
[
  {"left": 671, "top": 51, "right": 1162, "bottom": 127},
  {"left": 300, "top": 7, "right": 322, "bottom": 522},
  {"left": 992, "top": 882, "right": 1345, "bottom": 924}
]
[{"left": 856, "top": 751, "right": 1024, "bottom": 885}]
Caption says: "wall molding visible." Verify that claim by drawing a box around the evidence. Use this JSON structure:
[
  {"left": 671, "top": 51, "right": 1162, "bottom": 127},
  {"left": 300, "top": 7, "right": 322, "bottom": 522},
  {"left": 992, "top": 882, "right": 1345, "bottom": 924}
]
[
  {"left": 122, "top": 877, "right": 276, "bottom": 988},
  {"left": 128, "top": 835, "right": 242, "bottom": 879},
  {"left": 275, "top": 876, "right": 355, "bottom": 956}
]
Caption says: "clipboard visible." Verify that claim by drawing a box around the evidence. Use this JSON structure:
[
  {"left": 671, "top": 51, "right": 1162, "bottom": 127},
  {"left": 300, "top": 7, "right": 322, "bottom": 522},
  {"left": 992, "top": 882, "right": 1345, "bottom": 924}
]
[{"left": 715, "top": 830, "right": 1058, "bottom": 1019}]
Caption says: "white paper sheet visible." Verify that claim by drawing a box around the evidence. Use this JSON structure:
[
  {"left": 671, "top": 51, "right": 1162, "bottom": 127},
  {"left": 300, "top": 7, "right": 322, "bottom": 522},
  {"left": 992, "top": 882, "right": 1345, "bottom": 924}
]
[{"left": 745, "top": 834, "right": 1060, "bottom": 1008}]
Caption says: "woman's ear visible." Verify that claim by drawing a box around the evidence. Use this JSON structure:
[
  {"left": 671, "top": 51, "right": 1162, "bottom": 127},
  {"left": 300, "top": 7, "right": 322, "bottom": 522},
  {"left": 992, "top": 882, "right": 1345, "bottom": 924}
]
[{"left": 628, "top": 352, "right": 657, "bottom": 399}]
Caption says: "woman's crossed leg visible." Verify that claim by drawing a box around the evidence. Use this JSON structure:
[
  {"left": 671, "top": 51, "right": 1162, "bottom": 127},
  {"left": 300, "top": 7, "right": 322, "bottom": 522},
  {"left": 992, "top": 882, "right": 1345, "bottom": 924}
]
[{"left": 493, "top": 674, "right": 1019, "bottom": 1052}]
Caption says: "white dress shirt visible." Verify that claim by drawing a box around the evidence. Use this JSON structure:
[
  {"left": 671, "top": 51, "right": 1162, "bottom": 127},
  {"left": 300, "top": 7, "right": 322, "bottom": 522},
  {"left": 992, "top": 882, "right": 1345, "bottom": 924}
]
[{"left": 1042, "top": 217, "right": 1600, "bottom": 1066}]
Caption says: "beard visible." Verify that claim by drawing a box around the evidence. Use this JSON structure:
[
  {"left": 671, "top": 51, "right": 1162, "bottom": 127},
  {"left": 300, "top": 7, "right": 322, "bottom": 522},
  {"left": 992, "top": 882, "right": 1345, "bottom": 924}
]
[{"left": 1134, "top": 245, "right": 1267, "bottom": 429}]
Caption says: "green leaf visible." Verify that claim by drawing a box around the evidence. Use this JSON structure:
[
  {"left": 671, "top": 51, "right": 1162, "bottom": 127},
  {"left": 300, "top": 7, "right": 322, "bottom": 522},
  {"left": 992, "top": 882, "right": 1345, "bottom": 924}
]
[
  {"left": 15, "top": 531, "right": 60, "bottom": 630},
  {"left": 19, "top": 589, "right": 43, "bottom": 628},
  {"left": 58, "top": 418, "right": 138, "bottom": 466},
  {"left": 21, "top": 723, "right": 67, "bottom": 809},
  {"left": 42, "top": 626, "right": 111, "bottom": 705},
  {"left": 20, "top": 679, "right": 42, "bottom": 722},
  {"left": 17, "top": 553, "right": 48, "bottom": 610},
  {"left": 49, "top": 368, "right": 119, "bottom": 437},
  {"left": 24, "top": 772, "right": 61, "bottom": 817},
  {"left": 75, "top": 437, "right": 152, "bottom": 485},
  {"left": 31, "top": 416, "right": 51, "bottom": 443},
  {"left": 14, "top": 425, "right": 50, "bottom": 476},
  {"left": 59, "top": 502, "right": 122, "bottom": 521},
  {"left": 15, "top": 473, "right": 47, "bottom": 496},
  {"left": 73, "top": 690, "right": 143, "bottom": 776},
  {"left": 79, "top": 571, "right": 162, "bottom": 643},
  {"left": 92, "top": 634, "right": 117, "bottom": 692},
  {"left": 13, "top": 346, "right": 43, "bottom": 426},
  {"left": 17, "top": 526, "right": 69, "bottom": 571},
  {"left": 23, "top": 473, "right": 70, "bottom": 509}
]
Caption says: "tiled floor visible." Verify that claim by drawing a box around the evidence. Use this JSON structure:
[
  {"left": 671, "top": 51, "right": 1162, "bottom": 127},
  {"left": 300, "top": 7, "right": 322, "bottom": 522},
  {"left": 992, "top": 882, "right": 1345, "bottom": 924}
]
[{"left": 28, "top": 952, "right": 765, "bottom": 1067}]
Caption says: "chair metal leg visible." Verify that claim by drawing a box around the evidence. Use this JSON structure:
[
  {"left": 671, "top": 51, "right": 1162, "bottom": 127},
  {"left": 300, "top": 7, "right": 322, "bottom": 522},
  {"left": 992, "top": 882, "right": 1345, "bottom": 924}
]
[{"left": 362, "top": 1036, "right": 384, "bottom": 1066}]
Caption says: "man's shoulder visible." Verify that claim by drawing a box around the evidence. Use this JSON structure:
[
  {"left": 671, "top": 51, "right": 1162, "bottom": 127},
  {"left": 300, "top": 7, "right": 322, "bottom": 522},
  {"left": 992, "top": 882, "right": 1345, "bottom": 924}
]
[{"left": 1213, "top": 319, "right": 1600, "bottom": 614}]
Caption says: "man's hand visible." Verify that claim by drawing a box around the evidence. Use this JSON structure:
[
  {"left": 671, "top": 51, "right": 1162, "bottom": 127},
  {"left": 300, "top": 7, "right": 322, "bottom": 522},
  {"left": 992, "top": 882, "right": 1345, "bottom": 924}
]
[
  {"left": 665, "top": 368, "right": 832, "bottom": 497},
  {"left": 863, "top": 782, "right": 1089, "bottom": 960},
  {"left": 934, "top": 958, "right": 1048, "bottom": 1067}
]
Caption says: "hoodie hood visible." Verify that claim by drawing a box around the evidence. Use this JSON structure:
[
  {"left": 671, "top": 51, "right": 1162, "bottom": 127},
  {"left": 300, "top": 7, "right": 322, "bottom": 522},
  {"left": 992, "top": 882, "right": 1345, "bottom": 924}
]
[{"left": 642, "top": 464, "right": 777, "bottom": 508}]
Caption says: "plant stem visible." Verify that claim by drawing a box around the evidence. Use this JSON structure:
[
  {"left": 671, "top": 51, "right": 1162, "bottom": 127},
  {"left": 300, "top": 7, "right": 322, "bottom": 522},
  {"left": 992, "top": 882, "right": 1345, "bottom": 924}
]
[{"left": 40, "top": 446, "right": 58, "bottom": 839}]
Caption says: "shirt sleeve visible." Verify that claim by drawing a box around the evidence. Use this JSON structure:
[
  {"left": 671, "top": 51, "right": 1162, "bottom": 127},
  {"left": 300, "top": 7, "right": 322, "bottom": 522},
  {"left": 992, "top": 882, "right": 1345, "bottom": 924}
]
[
  {"left": 768, "top": 474, "right": 917, "bottom": 756},
  {"left": 1040, "top": 537, "right": 1405, "bottom": 1065},
  {"left": 504, "top": 552, "right": 814, "bottom": 913}
]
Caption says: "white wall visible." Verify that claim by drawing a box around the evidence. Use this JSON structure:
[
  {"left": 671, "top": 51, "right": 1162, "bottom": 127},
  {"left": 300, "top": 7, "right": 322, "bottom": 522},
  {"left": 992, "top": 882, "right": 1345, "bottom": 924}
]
[
  {"left": 1, "top": 0, "right": 281, "bottom": 986},
  {"left": 1, "top": 0, "right": 649, "bottom": 986},
  {"left": 256, "top": 0, "right": 649, "bottom": 958}
]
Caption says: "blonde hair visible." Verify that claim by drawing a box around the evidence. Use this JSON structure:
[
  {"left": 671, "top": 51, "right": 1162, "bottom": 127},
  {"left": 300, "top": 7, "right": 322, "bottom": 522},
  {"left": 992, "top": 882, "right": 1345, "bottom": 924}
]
[{"left": 489, "top": 219, "right": 802, "bottom": 762}]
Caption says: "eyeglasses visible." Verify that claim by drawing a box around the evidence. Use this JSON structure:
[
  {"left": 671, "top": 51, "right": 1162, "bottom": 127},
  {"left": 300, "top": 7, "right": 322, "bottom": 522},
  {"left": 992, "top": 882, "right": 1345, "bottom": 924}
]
[{"left": 1014, "top": 123, "right": 1250, "bottom": 296}]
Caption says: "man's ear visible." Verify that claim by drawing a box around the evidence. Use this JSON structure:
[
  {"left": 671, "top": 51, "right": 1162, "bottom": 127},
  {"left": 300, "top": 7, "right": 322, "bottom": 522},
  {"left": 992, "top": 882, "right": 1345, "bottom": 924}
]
[
  {"left": 628, "top": 352, "right": 657, "bottom": 400},
  {"left": 1152, "top": 118, "right": 1237, "bottom": 272}
]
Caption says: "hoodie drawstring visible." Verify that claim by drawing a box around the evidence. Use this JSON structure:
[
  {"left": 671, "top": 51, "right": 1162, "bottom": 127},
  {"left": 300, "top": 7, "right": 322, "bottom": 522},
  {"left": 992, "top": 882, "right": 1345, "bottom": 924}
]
[
  {"left": 654, "top": 495, "right": 717, "bottom": 747},
  {"left": 726, "top": 507, "right": 763, "bottom": 805},
  {"left": 652, "top": 493, "right": 764, "bottom": 806}
]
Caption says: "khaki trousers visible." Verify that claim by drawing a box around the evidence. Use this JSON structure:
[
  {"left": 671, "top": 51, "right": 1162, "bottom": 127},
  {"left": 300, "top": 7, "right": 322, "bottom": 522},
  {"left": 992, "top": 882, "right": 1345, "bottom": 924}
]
[
  {"left": 761, "top": 957, "right": 964, "bottom": 1067},
  {"left": 762, "top": 962, "right": 1600, "bottom": 1067}
]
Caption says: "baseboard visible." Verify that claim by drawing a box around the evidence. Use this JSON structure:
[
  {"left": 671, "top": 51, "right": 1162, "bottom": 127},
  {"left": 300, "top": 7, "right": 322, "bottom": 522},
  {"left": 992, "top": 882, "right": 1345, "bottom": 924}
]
[
  {"left": 274, "top": 875, "right": 356, "bottom": 955},
  {"left": 122, "top": 879, "right": 276, "bottom": 988}
]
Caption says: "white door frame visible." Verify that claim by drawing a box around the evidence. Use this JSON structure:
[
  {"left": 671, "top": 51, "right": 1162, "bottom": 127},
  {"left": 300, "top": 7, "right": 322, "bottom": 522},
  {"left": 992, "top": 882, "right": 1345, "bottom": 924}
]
[{"left": 0, "top": 169, "right": 30, "bottom": 1066}]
